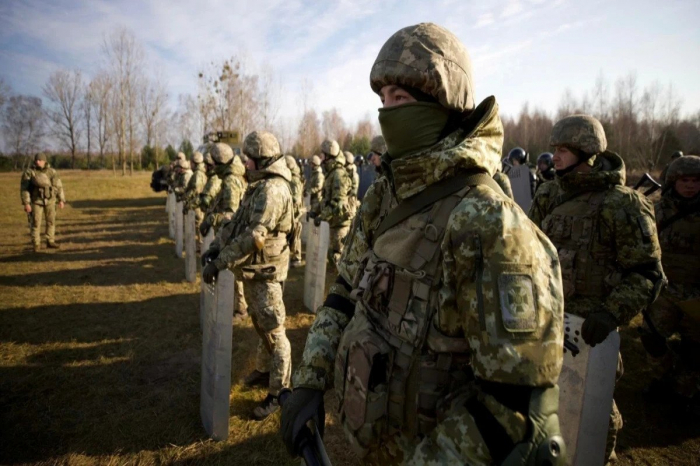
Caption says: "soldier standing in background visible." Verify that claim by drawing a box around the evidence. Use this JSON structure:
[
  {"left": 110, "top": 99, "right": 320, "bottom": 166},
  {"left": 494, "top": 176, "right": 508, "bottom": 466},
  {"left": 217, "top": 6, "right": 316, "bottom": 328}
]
[
  {"left": 535, "top": 152, "right": 556, "bottom": 191},
  {"left": 184, "top": 151, "right": 208, "bottom": 245},
  {"left": 305, "top": 155, "right": 324, "bottom": 217},
  {"left": 508, "top": 146, "right": 537, "bottom": 198},
  {"left": 642, "top": 155, "right": 700, "bottom": 407},
  {"left": 198, "top": 152, "right": 222, "bottom": 236},
  {"left": 529, "top": 114, "right": 665, "bottom": 464},
  {"left": 315, "top": 139, "right": 352, "bottom": 266},
  {"left": 202, "top": 132, "right": 294, "bottom": 420},
  {"left": 20, "top": 153, "right": 66, "bottom": 252},
  {"left": 282, "top": 22, "right": 565, "bottom": 466},
  {"left": 172, "top": 159, "right": 192, "bottom": 202},
  {"left": 368, "top": 135, "right": 386, "bottom": 176},
  {"left": 343, "top": 150, "right": 359, "bottom": 218},
  {"left": 285, "top": 155, "right": 305, "bottom": 268}
]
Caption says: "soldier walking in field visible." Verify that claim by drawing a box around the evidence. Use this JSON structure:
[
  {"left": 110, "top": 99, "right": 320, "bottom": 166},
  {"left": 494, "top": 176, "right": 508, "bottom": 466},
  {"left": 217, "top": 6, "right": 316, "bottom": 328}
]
[
  {"left": 529, "top": 114, "right": 665, "bottom": 464},
  {"left": 202, "top": 132, "right": 294, "bottom": 420},
  {"left": 282, "top": 23, "right": 566, "bottom": 466},
  {"left": 20, "top": 153, "right": 66, "bottom": 252}
]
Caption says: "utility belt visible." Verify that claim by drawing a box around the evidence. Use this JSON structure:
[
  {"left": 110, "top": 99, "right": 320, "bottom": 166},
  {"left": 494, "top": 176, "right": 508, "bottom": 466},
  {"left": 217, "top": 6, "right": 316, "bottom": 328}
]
[{"left": 32, "top": 186, "right": 55, "bottom": 201}]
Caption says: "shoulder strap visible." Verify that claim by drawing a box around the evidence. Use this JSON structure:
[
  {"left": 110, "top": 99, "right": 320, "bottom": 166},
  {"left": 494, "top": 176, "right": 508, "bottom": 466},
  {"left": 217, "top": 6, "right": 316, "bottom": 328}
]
[
  {"left": 374, "top": 171, "right": 505, "bottom": 239},
  {"left": 659, "top": 204, "right": 700, "bottom": 232}
]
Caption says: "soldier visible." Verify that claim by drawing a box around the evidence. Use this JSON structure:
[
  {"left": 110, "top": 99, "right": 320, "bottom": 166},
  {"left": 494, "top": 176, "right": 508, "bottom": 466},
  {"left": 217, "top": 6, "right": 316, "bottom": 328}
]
[
  {"left": 641, "top": 155, "right": 700, "bottom": 405},
  {"left": 282, "top": 23, "right": 565, "bottom": 466},
  {"left": 172, "top": 159, "right": 192, "bottom": 202},
  {"left": 201, "top": 143, "right": 249, "bottom": 320},
  {"left": 529, "top": 114, "right": 664, "bottom": 463},
  {"left": 660, "top": 150, "right": 684, "bottom": 191},
  {"left": 508, "top": 146, "right": 537, "bottom": 197},
  {"left": 198, "top": 152, "right": 223, "bottom": 236},
  {"left": 368, "top": 135, "right": 386, "bottom": 175},
  {"left": 305, "top": 155, "right": 324, "bottom": 217},
  {"left": 285, "top": 155, "right": 305, "bottom": 268},
  {"left": 344, "top": 150, "right": 360, "bottom": 219},
  {"left": 20, "top": 153, "right": 66, "bottom": 252},
  {"left": 314, "top": 139, "right": 352, "bottom": 266},
  {"left": 536, "top": 152, "right": 555, "bottom": 191},
  {"left": 184, "top": 151, "right": 208, "bottom": 244},
  {"left": 167, "top": 152, "right": 187, "bottom": 190},
  {"left": 201, "top": 132, "right": 294, "bottom": 420}
]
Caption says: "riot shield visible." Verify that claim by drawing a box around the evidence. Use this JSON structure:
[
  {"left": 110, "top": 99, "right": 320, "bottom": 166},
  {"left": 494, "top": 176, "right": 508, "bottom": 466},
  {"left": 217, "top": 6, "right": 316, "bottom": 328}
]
[
  {"left": 168, "top": 192, "right": 176, "bottom": 239},
  {"left": 185, "top": 210, "right": 197, "bottom": 283},
  {"left": 200, "top": 269, "right": 235, "bottom": 441},
  {"left": 304, "top": 221, "right": 329, "bottom": 313},
  {"left": 202, "top": 228, "right": 215, "bottom": 257},
  {"left": 558, "top": 313, "right": 620, "bottom": 466},
  {"left": 507, "top": 165, "right": 533, "bottom": 211},
  {"left": 175, "top": 201, "right": 184, "bottom": 258}
]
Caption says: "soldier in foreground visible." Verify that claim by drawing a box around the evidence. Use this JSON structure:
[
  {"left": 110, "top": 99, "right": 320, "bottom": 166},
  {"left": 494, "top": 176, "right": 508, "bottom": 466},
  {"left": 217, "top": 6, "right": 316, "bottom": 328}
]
[
  {"left": 660, "top": 150, "right": 684, "bottom": 190},
  {"left": 184, "top": 151, "right": 208, "bottom": 245},
  {"left": 314, "top": 139, "right": 352, "bottom": 266},
  {"left": 305, "top": 155, "right": 324, "bottom": 217},
  {"left": 282, "top": 23, "right": 566, "bottom": 465},
  {"left": 20, "top": 153, "right": 66, "bottom": 252},
  {"left": 529, "top": 114, "right": 664, "bottom": 463},
  {"left": 642, "top": 155, "right": 700, "bottom": 406},
  {"left": 285, "top": 155, "right": 305, "bottom": 268},
  {"left": 201, "top": 143, "right": 249, "bottom": 320},
  {"left": 202, "top": 132, "right": 294, "bottom": 420}
]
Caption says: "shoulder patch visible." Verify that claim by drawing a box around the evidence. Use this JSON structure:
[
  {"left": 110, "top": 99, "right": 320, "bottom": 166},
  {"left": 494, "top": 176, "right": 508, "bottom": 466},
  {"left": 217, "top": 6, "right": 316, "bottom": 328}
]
[{"left": 498, "top": 273, "right": 537, "bottom": 333}]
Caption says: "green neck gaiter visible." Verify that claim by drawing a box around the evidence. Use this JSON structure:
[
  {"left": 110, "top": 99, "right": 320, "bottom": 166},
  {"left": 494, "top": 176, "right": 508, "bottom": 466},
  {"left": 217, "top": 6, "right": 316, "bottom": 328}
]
[{"left": 378, "top": 102, "right": 451, "bottom": 160}]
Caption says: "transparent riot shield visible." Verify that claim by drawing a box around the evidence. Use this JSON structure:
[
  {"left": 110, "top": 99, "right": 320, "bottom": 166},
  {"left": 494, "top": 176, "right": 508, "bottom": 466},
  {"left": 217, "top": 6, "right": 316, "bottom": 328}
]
[
  {"left": 559, "top": 313, "right": 620, "bottom": 466},
  {"left": 175, "top": 201, "right": 184, "bottom": 258},
  {"left": 185, "top": 210, "right": 197, "bottom": 283},
  {"left": 200, "top": 269, "right": 235, "bottom": 441},
  {"left": 304, "top": 221, "right": 329, "bottom": 313},
  {"left": 168, "top": 192, "right": 176, "bottom": 239},
  {"left": 507, "top": 165, "right": 533, "bottom": 212}
]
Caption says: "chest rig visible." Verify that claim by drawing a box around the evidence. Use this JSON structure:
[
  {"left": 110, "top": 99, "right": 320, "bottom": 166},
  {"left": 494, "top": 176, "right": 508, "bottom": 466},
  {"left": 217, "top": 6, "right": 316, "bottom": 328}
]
[
  {"left": 334, "top": 174, "right": 500, "bottom": 455},
  {"left": 541, "top": 190, "right": 615, "bottom": 299},
  {"left": 658, "top": 207, "right": 700, "bottom": 287},
  {"left": 31, "top": 171, "right": 54, "bottom": 204}
]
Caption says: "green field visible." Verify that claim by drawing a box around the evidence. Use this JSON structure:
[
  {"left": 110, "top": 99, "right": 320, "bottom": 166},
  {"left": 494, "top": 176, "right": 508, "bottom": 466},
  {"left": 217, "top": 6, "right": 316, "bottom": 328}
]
[{"left": 0, "top": 170, "right": 697, "bottom": 465}]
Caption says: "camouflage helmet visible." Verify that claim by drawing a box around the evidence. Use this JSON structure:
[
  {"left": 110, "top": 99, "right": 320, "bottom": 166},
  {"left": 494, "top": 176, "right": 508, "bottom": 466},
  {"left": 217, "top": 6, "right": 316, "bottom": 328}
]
[
  {"left": 192, "top": 151, "right": 204, "bottom": 164},
  {"left": 550, "top": 114, "right": 607, "bottom": 156},
  {"left": 320, "top": 139, "right": 340, "bottom": 157},
  {"left": 210, "top": 143, "right": 234, "bottom": 165},
  {"left": 370, "top": 135, "right": 386, "bottom": 155},
  {"left": 284, "top": 155, "right": 300, "bottom": 174},
  {"left": 311, "top": 155, "right": 321, "bottom": 166},
  {"left": 175, "top": 159, "right": 190, "bottom": 170},
  {"left": 34, "top": 152, "right": 47, "bottom": 162},
  {"left": 176, "top": 152, "right": 186, "bottom": 161},
  {"left": 370, "top": 23, "right": 475, "bottom": 113},
  {"left": 666, "top": 155, "right": 700, "bottom": 186},
  {"left": 203, "top": 151, "right": 214, "bottom": 166},
  {"left": 343, "top": 151, "right": 354, "bottom": 165},
  {"left": 243, "top": 131, "right": 281, "bottom": 159}
]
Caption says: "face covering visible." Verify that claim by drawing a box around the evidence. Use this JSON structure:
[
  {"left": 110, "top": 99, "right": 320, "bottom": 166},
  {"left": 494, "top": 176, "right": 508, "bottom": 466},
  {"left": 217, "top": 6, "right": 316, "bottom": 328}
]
[{"left": 378, "top": 102, "right": 450, "bottom": 160}]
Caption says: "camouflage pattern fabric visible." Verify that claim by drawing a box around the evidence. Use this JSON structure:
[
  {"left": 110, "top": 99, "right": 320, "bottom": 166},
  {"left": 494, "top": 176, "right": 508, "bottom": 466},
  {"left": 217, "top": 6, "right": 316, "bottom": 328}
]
[
  {"left": 319, "top": 158, "right": 352, "bottom": 228},
  {"left": 306, "top": 164, "right": 324, "bottom": 215},
  {"left": 184, "top": 162, "right": 208, "bottom": 241},
  {"left": 549, "top": 114, "right": 607, "bottom": 156},
  {"left": 20, "top": 164, "right": 65, "bottom": 246},
  {"left": 328, "top": 225, "right": 350, "bottom": 267},
  {"left": 173, "top": 168, "right": 193, "bottom": 202},
  {"left": 288, "top": 164, "right": 304, "bottom": 263},
  {"left": 493, "top": 170, "right": 514, "bottom": 200},
  {"left": 245, "top": 279, "right": 291, "bottom": 396},
  {"left": 293, "top": 97, "right": 564, "bottom": 462},
  {"left": 208, "top": 160, "right": 247, "bottom": 232}
]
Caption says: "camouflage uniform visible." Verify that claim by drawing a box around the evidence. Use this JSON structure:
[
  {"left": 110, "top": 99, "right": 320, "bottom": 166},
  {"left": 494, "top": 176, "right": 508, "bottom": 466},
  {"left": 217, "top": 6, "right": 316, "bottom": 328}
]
[
  {"left": 306, "top": 156, "right": 324, "bottom": 216},
  {"left": 493, "top": 170, "right": 514, "bottom": 200},
  {"left": 184, "top": 152, "right": 208, "bottom": 242},
  {"left": 172, "top": 159, "right": 193, "bottom": 203},
  {"left": 208, "top": 133, "right": 294, "bottom": 402},
  {"left": 20, "top": 154, "right": 66, "bottom": 249},
  {"left": 344, "top": 151, "right": 360, "bottom": 220},
  {"left": 285, "top": 155, "right": 305, "bottom": 266},
  {"left": 644, "top": 156, "right": 700, "bottom": 400},
  {"left": 529, "top": 115, "right": 664, "bottom": 462},
  {"left": 290, "top": 23, "right": 565, "bottom": 466},
  {"left": 319, "top": 140, "right": 353, "bottom": 266}
]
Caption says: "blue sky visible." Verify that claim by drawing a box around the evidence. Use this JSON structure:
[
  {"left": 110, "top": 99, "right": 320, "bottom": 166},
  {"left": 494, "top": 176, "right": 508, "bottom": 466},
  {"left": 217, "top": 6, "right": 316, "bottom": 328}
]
[{"left": 1, "top": 0, "right": 699, "bottom": 128}]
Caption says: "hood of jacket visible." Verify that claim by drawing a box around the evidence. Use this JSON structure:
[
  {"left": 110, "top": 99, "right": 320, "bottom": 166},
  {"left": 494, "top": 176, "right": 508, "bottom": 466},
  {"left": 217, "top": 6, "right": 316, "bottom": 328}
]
[
  {"left": 556, "top": 151, "right": 626, "bottom": 193},
  {"left": 248, "top": 155, "right": 292, "bottom": 183}
]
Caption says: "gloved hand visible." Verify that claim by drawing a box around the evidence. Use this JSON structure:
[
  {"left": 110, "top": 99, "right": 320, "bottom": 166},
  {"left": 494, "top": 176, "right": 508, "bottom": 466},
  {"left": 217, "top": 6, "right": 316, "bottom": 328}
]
[
  {"left": 199, "top": 219, "right": 211, "bottom": 237},
  {"left": 307, "top": 211, "right": 317, "bottom": 219},
  {"left": 314, "top": 216, "right": 322, "bottom": 227},
  {"left": 201, "top": 248, "right": 219, "bottom": 267},
  {"left": 581, "top": 311, "right": 618, "bottom": 347},
  {"left": 202, "top": 262, "right": 219, "bottom": 284},
  {"left": 280, "top": 387, "right": 325, "bottom": 457}
]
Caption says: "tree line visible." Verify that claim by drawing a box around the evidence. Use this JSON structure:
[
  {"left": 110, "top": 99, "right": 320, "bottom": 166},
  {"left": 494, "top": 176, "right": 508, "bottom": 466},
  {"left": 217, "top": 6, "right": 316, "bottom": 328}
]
[{"left": 1, "top": 27, "right": 698, "bottom": 173}]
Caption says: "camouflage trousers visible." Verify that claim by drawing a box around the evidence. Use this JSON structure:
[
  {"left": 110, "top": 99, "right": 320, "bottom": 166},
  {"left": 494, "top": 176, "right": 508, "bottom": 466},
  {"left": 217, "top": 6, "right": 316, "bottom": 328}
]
[
  {"left": 244, "top": 280, "right": 291, "bottom": 396},
  {"left": 30, "top": 201, "right": 56, "bottom": 246},
  {"left": 235, "top": 279, "right": 247, "bottom": 314},
  {"left": 193, "top": 207, "right": 204, "bottom": 244},
  {"left": 328, "top": 226, "right": 350, "bottom": 267},
  {"left": 606, "top": 354, "right": 624, "bottom": 463},
  {"left": 291, "top": 219, "right": 303, "bottom": 263}
]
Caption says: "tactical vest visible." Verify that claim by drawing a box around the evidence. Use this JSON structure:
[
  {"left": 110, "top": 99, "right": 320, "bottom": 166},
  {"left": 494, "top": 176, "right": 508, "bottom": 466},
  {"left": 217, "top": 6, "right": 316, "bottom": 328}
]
[
  {"left": 334, "top": 184, "right": 475, "bottom": 455},
  {"left": 323, "top": 165, "right": 352, "bottom": 226},
  {"left": 658, "top": 208, "right": 700, "bottom": 287},
  {"left": 541, "top": 190, "right": 617, "bottom": 300},
  {"left": 31, "top": 171, "right": 54, "bottom": 203}
]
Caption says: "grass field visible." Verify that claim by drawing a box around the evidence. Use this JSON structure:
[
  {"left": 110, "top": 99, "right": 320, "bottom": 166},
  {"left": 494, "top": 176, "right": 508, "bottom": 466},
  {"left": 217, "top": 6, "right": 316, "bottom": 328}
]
[{"left": 0, "top": 170, "right": 698, "bottom": 465}]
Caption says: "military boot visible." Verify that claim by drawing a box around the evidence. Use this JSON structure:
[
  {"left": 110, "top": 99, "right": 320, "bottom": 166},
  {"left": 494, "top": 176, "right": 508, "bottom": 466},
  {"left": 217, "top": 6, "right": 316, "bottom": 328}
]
[
  {"left": 252, "top": 393, "right": 279, "bottom": 420},
  {"left": 46, "top": 241, "right": 60, "bottom": 249},
  {"left": 32, "top": 243, "right": 41, "bottom": 253},
  {"left": 244, "top": 370, "right": 270, "bottom": 388}
]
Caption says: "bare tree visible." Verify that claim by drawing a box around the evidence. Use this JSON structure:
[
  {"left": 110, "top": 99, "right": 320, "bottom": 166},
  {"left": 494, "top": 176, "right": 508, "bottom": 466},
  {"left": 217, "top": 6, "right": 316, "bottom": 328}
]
[
  {"left": 321, "top": 108, "right": 347, "bottom": 142},
  {"left": 43, "top": 70, "right": 83, "bottom": 168},
  {"left": 83, "top": 82, "right": 94, "bottom": 169},
  {"left": 259, "top": 64, "right": 282, "bottom": 130},
  {"left": 0, "top": 77, "right": 10, "bottom": 109},
  {"left": 89, "top": 72, "right": 113, "bottom": 170},
  {"left": 1, "top": 95, "right": 45, "bottom": 169},
  {"left": 296, "top": 109, "right": 321, "bottom": 156},
  {"left": 139, "top": 74, "right": 168, "bottom": 166}
]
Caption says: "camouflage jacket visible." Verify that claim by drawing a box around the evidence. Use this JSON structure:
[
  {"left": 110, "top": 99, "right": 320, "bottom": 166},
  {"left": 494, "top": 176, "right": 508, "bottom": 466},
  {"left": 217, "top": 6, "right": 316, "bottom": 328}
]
[
  {"left": 20, "top": 164, "right": 65, "bottom": 206},
  {"left": 294, "top": 96, "right": 564, "bottom": 393},
  {"left": 210, "top": 157, "right": 294, "bottom": 282},
  {"left": 207, "top": 161, "right": 247, "bottom": 231},
  {"left": 654, "top": 191, "right": 700, "bottom": 294},
  {"left": 173, "top": 169, "right": 193, "bottom": 201},
  {"left": 493, "top": 170, "right": 514, "bottom": 200},
  {"left": 290, "top": 172, "right": 304, "bottom": 212},
  {"left": 307, "top": 165, "right": 324, "bottom": 214},
  {"left": 199, "top": 173, "right": 222, "bottom": 211},
  {"left": 319, "top": 159, "right": 352, "bottom": 228},
  {"left": 529, "top": 151, "right": 664, "bottom": 325},
  {"left": 347, "top": 164, "right": 359, "bottom": 198},
  {"left": 184, "top": 162, "right": 208, "bottom": 209}
]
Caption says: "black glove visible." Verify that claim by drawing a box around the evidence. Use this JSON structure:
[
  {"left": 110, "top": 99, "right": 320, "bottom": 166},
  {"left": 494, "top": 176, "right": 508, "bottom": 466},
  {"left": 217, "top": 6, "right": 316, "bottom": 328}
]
[
  {"left": 199, "top": 219, "right": 211, "bottom": 237},
  {"left": 280, "top": 387, "right": 325, "bottom": 457},
  {"left": 201, "top": 248, "right": 219, "bottom": 267},
  {"left": 202, "top": 262, "right": 219, "bottom": 284},
  {"left": 314, "top": 217, "right": 322, "bottom": 227},
  {"left": 581, "top": 311, "right": 618, "bottom": 347},
  {"left": 307, "top": 211, "right": 317, "bottom": 219}
]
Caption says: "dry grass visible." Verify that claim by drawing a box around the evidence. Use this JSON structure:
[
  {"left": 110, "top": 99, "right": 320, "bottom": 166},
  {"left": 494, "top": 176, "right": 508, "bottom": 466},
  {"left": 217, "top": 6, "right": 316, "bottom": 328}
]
[{"left": 0, "top": 170, "right": 697, "bottom": 465}]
